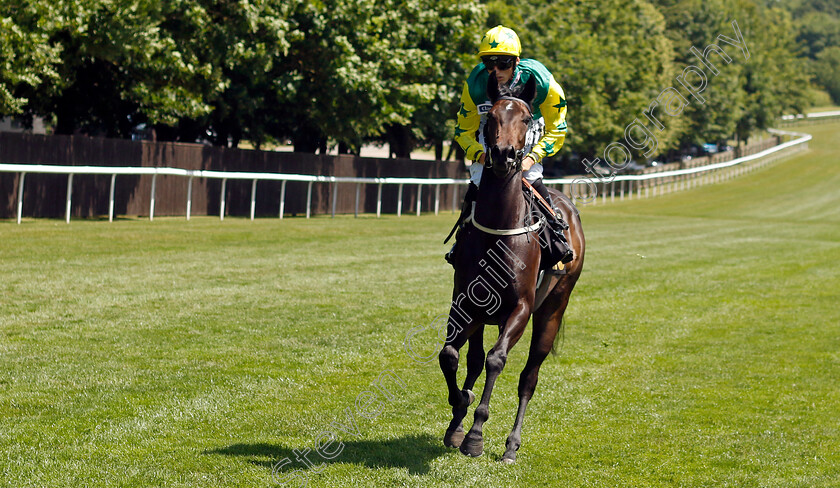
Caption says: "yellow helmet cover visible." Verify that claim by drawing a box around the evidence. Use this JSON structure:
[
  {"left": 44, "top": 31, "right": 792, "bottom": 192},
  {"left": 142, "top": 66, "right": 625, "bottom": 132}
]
[{"left": 477, "top": 25, "right": 521, "bottom": 58}]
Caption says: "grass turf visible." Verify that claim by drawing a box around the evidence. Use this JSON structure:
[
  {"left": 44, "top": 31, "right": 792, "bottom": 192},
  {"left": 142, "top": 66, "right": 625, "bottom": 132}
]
[{"left": 1, "top": 122, "right": 838, "bottom": 487}]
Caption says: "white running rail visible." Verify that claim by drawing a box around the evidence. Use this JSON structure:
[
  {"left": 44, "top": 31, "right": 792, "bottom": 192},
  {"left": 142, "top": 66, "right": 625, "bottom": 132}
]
[{"left": 0, "top": 128, "right": 812, "bottom": 224}]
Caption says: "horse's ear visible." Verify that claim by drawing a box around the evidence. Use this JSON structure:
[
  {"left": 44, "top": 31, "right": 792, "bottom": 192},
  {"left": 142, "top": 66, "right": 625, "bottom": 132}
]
[
  {"left": 487, "top": 72, "right": 500, "bottom": 103},
  {"left": 519, "top": 76, "right": 537, "bottom": 107}
]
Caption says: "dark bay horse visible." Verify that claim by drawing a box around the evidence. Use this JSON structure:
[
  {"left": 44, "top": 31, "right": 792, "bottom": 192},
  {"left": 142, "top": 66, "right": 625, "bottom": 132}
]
[{"left": 439, "top": 74, "right": 585, "bottom": 463}]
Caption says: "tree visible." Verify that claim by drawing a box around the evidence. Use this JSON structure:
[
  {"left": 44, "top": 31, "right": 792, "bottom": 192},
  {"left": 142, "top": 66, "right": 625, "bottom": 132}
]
[
  {"left": 733, "top": 2, "right": 812, "bottom": 140},
  {"left": 274, "top": 0, "right": 480, "bottom": 155},
  {"left": 0, "top": 1, "right": 60, "bottom": 117},
  {"left": 812, "top": 46, "right": 840, "bottom": 102},
  {"left": 516, "top": 0, "right": 680, "bottom": 159},
  {"left": 393, "top": 1, "right": 485, "bottom": 159},
  {"left": 153, "top": 0, "right": 292, "bottom": 147},
  {"left": 653, "top": 0, "right": 811, "bottom": 145},
  {"left": 23, "top": 0, "right": 210, "bottom": 137}
]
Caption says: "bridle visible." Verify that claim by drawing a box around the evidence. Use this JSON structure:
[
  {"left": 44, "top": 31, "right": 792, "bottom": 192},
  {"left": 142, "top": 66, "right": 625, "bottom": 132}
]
[
  {"left": 472, "top": 95, "right": 544, "bottom": 237},
  {"left": 485, "top": 96, "right": 535, "bottom": 172}
]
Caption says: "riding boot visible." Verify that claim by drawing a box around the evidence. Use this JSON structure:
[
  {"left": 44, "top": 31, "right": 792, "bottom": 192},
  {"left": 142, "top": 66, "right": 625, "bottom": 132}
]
[
  {"left": 531, "top": 178, "right": 574, "bottom": 264},
  {"left": 445, "top": 183, "right": 478, "bottom": 266}
]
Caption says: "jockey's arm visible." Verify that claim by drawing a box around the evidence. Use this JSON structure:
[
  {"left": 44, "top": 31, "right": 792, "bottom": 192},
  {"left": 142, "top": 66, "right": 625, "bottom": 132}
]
[
  {"left": 525, "top": 75, "right": 568, "bottom": 168},
  {"left": 454, "top": 82, "right": 484, "bottom": 163}
]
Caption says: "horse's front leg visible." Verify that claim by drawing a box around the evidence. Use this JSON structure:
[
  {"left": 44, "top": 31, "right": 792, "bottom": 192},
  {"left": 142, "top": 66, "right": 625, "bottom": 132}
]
[
  {"left": 444, "top": 326, "right": 485, "bottom": 448},
  {"left": 460, "top": 302, "right": 531, "bottom": 457},
  {"left": 439, "top": 314, "right": 479, "bottom": 448}
]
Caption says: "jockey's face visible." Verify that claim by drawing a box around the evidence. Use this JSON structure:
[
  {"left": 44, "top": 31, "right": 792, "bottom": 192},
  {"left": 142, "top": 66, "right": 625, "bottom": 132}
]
[{"left": 483, "top": 56, "right": 518, "bottom": 84}]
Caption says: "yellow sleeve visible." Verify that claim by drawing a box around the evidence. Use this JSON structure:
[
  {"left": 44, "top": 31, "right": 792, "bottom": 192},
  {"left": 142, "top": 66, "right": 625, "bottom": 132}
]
[
  {"left": 528, "top": 75, "right": 567, "bottom": 163},
  {"left": 454, "top": 82, "right": 484, "bottom": 162}
]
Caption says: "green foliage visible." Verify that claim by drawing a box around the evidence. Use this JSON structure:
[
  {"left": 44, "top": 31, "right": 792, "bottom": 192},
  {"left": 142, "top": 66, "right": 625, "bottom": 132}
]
[
  {"left": 405, "top": 1, "right": 485, "bottom": 156},
  {"left": 786, "top": 0, "right": 840, "bottom": 104},
  {"left": 23, "top": 0, "right": 213, "bottom": 137},
  {"left": 812, "top": 46, "right": 840, "bottom": 103},
  {"left": 511, "top": 0, "right": 680, "bottom": 157},
  {"left": 654, "top": 0, "right": 745, "bottom": 145},
  {"left": 153, "top": 0, "right": 293, "bottom": 146},
  {"left": 653, "top": 0, "right": 811, "bottom": 145},
  {"left": 0, "top": 1, "right": 60, "bottom": 116},
  {"left": 796, "top": 11, "right": 840, "bottom": 59},
  {"left": 734, "top": 3, "right": 812, "bottom": 139},
  {"left": 3, "top": 0, "right": 837, "bottom": 152},
  {"left": 275, "top": 0, "right": 483, "bottom": 153}
]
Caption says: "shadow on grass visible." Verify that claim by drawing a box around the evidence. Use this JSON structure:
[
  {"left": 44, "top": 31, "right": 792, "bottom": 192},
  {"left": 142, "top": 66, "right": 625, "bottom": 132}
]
[{"left": 207, "top": 433, "right": 448, "bottom": 478}]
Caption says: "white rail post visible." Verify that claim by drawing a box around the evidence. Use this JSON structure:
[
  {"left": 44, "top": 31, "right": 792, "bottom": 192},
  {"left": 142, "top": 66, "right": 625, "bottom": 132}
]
[
  {"left": 416, "top": 184, "right": 422, "bottom": 216},
  {"left": 16, "top": 172, "right": 25, "bottom": 224},
  {"left": 149, "top": 174, "right": 157, "bottom": 221},
  {"left": 306, "top": 181, "right": 313, "bottom": 219},
  {"left": 279, "top": 180, "right": 286, "bottom": 219},
  {"left": 451, "top": 184, "right": 457, "bottom": 213},
  {"left": 354, "top": 183, "right": 360, "bottom": 218},
  {"left": 397, "top": 183, "right": 403, "bottom": 217},
  {"left": 220, "top": 178, "right": 227, "bottom": 221},
  {"left": 108, "top": 174, "right": 116, "bottom": 222},
  {"left": 376, "top": 183, "right": 383, "bottom": 218},
  {"left": 186, "top": 176, "right": 193, "bottom": 221},
  {"left": 250, "top": 179, "right": 258, "bottom": 221},
  {"left": 434, "top": 184, "right": 440, "bottom": 215},
  {"left": 331, "top": 181, "right": 338, "bottom": 218},
  {"left": 65, "top": 174, "right": 73, "bottom": 224}
]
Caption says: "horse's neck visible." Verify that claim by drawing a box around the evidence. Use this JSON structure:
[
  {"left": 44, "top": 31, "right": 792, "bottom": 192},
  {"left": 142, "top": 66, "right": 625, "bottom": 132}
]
[{"left": 474, "top": 172, "right": 528, "bottom": 227}]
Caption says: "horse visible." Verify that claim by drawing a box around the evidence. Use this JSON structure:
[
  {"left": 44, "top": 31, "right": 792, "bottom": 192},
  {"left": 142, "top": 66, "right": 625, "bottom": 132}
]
[{"left": 438, "top": 73, "right": 585, "bottom": 463}]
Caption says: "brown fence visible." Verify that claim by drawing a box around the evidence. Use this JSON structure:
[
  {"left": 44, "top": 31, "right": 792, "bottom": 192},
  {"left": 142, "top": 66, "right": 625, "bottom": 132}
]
[{"left": 0, "top": 133, "right": 466, "bottom": 219}]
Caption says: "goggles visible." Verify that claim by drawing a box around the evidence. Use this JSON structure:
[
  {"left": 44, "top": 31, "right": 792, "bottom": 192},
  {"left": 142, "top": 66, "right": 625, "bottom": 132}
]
[{"left": 482, "top": 56, "right": 515, "bottom": 71}]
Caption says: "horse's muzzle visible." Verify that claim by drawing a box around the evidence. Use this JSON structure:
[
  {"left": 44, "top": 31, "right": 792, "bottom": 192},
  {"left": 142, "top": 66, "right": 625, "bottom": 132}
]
[{"left": 489, "top": 145, "right": 518, "bottom": 177}]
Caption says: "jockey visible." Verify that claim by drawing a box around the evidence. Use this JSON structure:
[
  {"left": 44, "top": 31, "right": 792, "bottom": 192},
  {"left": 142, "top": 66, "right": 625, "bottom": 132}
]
[{"left": 446, "top": 25, "right": 573, "bottom": 266}]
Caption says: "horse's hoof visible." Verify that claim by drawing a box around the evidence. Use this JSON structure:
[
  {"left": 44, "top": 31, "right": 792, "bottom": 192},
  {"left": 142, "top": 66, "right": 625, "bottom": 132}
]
[
  {"left": 459, "top": 432, "right": 484, "bottom": 457},
  {"left": 501, "top": 451, "right": 517, "bottom": 464},
  {"left": 463, "top": 389, "right": 476, "bottom": 406},
  {"left": 444, "top": 428, "right": 465, "bottom": 448}
]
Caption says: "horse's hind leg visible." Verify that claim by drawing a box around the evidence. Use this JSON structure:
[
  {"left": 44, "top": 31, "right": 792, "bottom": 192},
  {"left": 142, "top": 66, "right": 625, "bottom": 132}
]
[
  {"left": 502, "top": 292, "right": 571, "bottom": 463},
  {"left": 445, "top": 326, "right": 485, "bottom": 448}
]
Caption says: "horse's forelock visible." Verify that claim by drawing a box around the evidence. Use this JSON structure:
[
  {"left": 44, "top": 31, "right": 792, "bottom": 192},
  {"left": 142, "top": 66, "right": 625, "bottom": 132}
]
[{"left": 497, "top": 85, "right": 516, "bottom": 98}]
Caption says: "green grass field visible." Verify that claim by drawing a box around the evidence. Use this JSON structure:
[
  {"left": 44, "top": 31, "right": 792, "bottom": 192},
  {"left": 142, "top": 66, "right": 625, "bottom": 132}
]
[{"left": 1, "top": 122, "right": 838, "bottom": 487}]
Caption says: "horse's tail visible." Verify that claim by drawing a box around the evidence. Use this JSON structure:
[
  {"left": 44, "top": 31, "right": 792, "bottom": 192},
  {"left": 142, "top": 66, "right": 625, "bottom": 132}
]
[{"left": 550, "top": 315, "right": 566, "bottom": 356}]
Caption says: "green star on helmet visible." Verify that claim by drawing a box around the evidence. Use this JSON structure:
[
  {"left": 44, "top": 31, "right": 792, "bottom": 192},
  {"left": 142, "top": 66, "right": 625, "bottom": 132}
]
[
  {"left": 489, "top": 40, "right": 500, "bottom": 48},
  {"left": 553, "top": 100, "right": 567, "bottom": 109}
]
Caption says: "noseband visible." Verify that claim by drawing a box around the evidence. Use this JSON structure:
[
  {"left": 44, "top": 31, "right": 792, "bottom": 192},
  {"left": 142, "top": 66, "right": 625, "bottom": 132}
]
[{"left": 486, "top": 96, "right": 535, "bottom": 172}]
